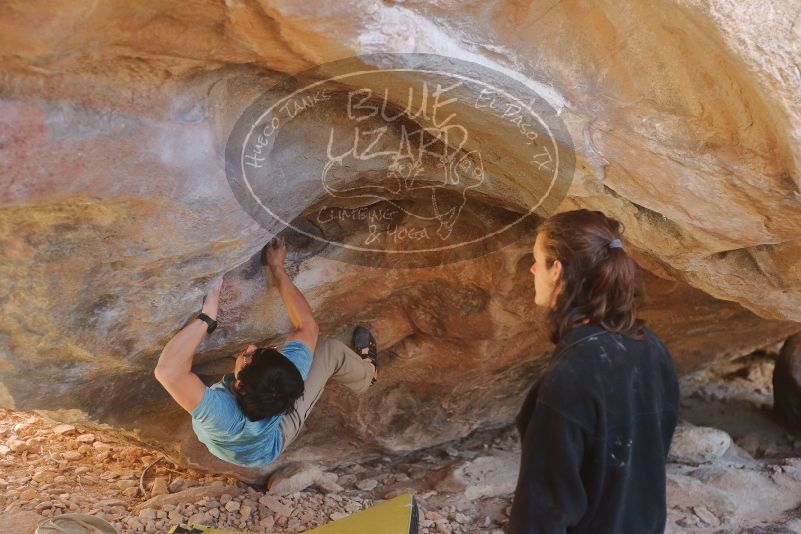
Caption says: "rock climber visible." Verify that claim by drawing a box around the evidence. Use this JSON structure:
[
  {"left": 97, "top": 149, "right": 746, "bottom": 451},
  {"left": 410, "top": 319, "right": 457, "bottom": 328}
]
[
  {"left": 508, "top": 209, "right": 680, "bottom": 533},
  {"left": 154, "top": 236, "right": 379, "bottom": 468}
]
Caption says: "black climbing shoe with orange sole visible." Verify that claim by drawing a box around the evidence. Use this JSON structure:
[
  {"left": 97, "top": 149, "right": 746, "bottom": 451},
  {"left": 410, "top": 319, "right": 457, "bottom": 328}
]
[{"left": 353, "top": 325, "right": 379, "bottom": 385}]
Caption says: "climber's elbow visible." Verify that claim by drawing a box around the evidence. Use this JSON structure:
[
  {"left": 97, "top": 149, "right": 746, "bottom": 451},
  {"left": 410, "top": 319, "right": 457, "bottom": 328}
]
[
  {"left": 303, "top": 318, "right": 319, "bottom": 337},
  {"left": 154, "top": 364, "right": 168, "bottom": 383},
  {"left": 154, "top": 359, "right": 177, "bottom": 383}
]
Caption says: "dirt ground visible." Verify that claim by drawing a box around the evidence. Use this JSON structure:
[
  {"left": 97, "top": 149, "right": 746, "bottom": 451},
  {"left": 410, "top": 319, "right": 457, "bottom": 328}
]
[{"left": 4, "top": 344, "right": 801, "bottom": 533}]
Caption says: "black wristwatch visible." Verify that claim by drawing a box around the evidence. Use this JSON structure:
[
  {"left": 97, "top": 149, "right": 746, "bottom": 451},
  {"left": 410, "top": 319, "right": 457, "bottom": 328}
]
[{"left": 197, "top": 313, "right": 218, "bottom": 334}]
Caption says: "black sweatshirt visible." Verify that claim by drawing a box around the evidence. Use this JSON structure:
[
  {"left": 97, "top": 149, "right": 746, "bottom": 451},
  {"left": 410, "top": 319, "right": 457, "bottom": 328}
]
[{"left": 508, "top": 322, "right": 680, "bottom": 534}]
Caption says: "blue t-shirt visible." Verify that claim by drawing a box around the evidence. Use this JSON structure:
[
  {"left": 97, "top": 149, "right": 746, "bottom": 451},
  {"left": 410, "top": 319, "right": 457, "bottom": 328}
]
[{"left": 190, "top": 340, "right": 312, "bottom": 467}]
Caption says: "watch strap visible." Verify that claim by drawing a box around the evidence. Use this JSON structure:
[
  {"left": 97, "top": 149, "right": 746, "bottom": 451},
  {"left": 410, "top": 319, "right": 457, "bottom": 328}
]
[{"left": 197, "top": 312, "right": 218, "bottom": 334}]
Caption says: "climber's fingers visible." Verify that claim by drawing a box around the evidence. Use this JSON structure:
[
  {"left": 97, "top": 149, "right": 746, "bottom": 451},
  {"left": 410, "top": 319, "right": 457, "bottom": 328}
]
[
  {"left": 262, "top": 236, "right": 287, "bottom": 270},
  {"left": 271, "top": 236, "right": 285, "bottom": 250},
  {"left": 207, "top": 277, "right": 223, "bottom": 298},
  {"left": 261, "top": 236, "right": 283, "bottom": 264},
  {"left": 231, "top": 343, "right": 257, "bottom": 360}
]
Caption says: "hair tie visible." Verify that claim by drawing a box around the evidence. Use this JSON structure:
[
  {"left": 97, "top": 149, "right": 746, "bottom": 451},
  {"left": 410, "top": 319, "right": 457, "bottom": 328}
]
[{"left": 608, "top": 238, "right": 623, "bottom": 249}]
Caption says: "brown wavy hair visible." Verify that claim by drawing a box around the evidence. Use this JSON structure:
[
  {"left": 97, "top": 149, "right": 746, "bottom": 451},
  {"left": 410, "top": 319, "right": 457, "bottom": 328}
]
[{"left": 537, "top": 209, "right": 646, "bottom": 344}]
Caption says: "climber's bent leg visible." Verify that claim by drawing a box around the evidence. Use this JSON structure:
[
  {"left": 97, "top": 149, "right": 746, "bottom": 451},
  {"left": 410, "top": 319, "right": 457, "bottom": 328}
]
[{"left": 278, "top": 337, "right": 374, "bottom": 452}]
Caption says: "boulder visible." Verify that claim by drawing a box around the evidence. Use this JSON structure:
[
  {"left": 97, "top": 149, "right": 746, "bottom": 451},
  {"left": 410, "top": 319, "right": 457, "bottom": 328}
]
[
  {"left": 668, "top": 422, "right": 732, "bottom": 464},
  {"left": 433, "top": 451, "right": 519, "bottom": 499},
  {"left": 266, "top": 462, "right": 340, "bottom": 495}
]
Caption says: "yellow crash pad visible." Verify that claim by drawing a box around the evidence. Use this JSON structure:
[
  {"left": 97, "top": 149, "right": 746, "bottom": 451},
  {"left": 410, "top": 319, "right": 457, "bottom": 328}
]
[
  {"left": 166, "top": 494, "right": 419, "bottom": 534},
  {"left": 306, "top": 494, "right": 418, "bottom": 534}
]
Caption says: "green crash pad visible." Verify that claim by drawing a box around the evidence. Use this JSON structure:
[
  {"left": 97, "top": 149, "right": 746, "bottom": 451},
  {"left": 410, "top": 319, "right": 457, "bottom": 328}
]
[{"left": 166, "top": 493, "right": 419, "bottom": 534}]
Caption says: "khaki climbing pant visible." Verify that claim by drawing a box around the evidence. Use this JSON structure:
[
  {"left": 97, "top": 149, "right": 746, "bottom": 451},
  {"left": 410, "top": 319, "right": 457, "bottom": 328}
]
[{"left": 278, "top": 337, "right": 375, "bottom": 452}]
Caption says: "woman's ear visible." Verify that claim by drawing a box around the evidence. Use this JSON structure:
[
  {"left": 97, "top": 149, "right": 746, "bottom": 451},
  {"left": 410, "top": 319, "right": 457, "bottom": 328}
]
[{"left": 551, "top": 259, "right": 563, "bottom": 282}]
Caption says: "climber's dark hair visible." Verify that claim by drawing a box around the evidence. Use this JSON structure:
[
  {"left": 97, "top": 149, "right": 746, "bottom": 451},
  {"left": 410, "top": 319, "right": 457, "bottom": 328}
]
[
  {"left": 537, "top": 209, "right": 646, "bottom": 344},
  {"left": 233, "top": 347, "right": 304, "bottom": 422}
]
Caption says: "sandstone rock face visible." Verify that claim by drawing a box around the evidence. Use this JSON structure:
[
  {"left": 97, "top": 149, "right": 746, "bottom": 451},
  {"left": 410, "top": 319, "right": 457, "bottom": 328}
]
[{"left": 1, "top": 0, "right": 800, "bottom": 479}]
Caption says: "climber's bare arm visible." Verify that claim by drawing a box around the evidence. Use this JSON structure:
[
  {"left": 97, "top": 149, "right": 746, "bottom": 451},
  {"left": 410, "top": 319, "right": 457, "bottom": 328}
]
[
  {"left": 154, "top": 278, "right": 222, "bottom": 413},
  {"left": 263, "top": 237, "right": 319, "bottom": 354}
]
